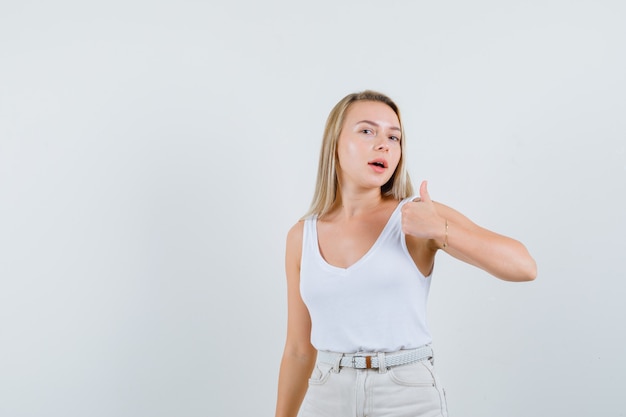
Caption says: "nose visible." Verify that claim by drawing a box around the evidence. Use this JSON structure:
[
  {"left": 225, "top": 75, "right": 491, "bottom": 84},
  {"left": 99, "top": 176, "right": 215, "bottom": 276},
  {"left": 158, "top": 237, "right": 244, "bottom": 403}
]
[{"left": 374, "top": 137, "right": 389, "bottom": 151}]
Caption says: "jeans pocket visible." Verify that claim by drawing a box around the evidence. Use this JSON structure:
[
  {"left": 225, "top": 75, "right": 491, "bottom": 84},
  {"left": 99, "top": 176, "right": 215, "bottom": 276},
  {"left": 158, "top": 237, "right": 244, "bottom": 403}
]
[
  {"left": 308, "top": 362, "right": 334, "bottom": 386},
  {"left": 388, "top": 360, "right": 436, "bottom": 387}
]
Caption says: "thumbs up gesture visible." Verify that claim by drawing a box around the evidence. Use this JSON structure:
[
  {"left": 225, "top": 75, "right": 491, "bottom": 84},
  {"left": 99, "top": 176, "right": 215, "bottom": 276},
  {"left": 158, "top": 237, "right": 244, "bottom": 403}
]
[{"left": 401, "top": 180, "right": 445, "bottom": 240}]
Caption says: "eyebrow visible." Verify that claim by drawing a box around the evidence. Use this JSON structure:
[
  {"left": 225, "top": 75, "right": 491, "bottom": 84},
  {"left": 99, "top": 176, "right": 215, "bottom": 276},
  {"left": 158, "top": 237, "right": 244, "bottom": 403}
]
[{"left": 355, "top": 120, "right": 401, "bottom": 132}]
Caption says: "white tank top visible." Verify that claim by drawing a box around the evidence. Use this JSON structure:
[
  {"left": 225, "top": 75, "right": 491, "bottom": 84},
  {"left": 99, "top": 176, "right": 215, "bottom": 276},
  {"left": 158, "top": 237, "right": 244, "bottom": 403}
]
[{"left": 300, "top": 196, "right": 433, "bottom": 353}]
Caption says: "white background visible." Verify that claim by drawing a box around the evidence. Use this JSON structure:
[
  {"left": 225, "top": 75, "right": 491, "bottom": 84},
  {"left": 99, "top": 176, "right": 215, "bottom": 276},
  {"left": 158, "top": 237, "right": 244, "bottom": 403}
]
[{"left": 1, "top": 1, "right": 625, "bottom": 416}]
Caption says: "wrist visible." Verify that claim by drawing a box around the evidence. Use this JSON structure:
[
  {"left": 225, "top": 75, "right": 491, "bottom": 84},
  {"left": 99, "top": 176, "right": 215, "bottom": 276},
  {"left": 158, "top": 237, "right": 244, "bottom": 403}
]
[{"left": 441, "top": 218, "right": 449, "bottom": 249}]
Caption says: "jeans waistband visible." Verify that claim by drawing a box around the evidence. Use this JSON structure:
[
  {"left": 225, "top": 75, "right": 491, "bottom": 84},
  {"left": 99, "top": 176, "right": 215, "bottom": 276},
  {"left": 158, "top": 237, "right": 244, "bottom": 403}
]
[{"left": 317, "top": 345, "right": 433, "bottom": 370}]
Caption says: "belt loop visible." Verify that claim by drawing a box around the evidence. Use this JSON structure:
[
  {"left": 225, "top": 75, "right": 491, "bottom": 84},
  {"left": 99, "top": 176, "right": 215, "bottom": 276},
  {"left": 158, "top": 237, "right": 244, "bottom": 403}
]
[
  {"left": 428, "top": 344, "right": 435, "bottom": 366},
  {"left": 377, "top": 352, "right": 387, "bottom": 374},
  {"left": 332, "top": 353, "right": 343, "bottom": 373}
]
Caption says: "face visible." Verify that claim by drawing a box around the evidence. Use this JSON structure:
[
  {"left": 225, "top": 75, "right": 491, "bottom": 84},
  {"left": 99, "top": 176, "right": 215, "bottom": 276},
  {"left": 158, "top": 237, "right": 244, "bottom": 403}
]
[{"left": 336, "top": 100, "right": 402, "bottom": 191}]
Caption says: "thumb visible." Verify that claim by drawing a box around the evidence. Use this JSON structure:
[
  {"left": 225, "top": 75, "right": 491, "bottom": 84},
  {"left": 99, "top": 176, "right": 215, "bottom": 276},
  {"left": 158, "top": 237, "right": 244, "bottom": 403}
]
[{"left": 419, "top": 180, "right": 432, "bottom": 202}]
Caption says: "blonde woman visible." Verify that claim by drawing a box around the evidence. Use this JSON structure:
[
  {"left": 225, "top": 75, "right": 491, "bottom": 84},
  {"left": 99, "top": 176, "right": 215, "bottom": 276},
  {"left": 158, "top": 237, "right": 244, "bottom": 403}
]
[{"left": 275, "top": 90, "right": 536, "bottom": 417}]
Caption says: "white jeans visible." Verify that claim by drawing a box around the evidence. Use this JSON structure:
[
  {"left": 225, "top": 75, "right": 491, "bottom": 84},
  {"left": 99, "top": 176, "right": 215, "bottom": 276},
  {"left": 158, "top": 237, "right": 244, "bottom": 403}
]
[{"left": 298, "top": 351, "right": 449, "bottom": 417}]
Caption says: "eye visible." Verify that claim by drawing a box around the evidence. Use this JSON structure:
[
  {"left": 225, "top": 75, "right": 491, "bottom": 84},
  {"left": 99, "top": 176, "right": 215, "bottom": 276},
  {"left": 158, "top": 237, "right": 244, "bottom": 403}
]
[
  {"left": 389, "top": 135, "right": 400, "bottom": 142},
  {"left": 361, "top": 129, "right": 374, "bottom": 134}
]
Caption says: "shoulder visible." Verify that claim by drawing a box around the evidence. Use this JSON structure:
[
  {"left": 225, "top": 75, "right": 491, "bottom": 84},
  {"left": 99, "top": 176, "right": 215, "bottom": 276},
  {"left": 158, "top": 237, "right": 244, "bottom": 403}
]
[
  {"left": 285, "top": 220, "right": 305, "bottom": 270},
  {"left": 286, "top": 220, "right": 305, "bottom": 245}
]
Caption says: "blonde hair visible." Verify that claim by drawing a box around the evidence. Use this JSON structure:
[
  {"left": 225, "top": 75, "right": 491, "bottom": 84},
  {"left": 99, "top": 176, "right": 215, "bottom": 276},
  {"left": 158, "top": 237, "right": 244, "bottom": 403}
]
[{"left": 303, "top": 90, "right": 414, "bottom": 218}]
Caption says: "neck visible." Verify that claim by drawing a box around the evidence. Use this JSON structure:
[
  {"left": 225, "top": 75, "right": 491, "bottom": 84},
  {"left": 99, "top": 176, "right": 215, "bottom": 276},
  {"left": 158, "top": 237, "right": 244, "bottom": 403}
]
[{"left": 334, "top": 186, "right": 384, "bottom": 218}]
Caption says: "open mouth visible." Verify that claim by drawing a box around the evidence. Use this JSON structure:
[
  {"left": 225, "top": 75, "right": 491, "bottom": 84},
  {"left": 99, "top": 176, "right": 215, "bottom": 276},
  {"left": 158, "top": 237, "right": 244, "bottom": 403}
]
[{"left": 368, "top": 160, "right": 388, "bottom": 168}]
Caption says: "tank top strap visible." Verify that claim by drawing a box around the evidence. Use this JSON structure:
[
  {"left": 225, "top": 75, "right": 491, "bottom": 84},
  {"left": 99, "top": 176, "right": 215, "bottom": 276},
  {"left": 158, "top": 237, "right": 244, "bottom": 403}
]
[{"left": 301, "top": 215, "right": 318, "bottom": 263}]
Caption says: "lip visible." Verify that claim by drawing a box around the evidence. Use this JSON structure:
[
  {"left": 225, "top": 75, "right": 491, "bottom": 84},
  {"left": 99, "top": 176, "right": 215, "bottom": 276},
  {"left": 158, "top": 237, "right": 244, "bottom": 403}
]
[
  {"left": 368, "top": 158, "right": 388, "bottom": 173},
  {"left": 368, "top": 158, "right": 388, "bottom": 168}
]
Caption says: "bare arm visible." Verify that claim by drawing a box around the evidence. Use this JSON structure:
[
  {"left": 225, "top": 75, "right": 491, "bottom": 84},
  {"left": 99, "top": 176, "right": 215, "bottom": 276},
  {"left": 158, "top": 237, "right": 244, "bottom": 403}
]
[
  {"left": 402, "top": 181, "right": 537, "bottom": 282},
  {"left": 275, "top": 222, "right": 317, "bottom": 417}
]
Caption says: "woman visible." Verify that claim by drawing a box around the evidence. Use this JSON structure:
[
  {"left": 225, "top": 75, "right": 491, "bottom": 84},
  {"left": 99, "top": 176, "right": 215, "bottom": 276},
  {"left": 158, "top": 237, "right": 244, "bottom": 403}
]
[{"left": 275, "top": 90, "right": 536, "bottom": 417}]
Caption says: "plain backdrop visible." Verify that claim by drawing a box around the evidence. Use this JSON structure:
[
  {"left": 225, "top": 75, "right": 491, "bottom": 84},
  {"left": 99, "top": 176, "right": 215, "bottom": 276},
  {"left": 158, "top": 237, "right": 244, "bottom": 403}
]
[{"left": 1, "top": 1, "right": 625, "bottom": 416}]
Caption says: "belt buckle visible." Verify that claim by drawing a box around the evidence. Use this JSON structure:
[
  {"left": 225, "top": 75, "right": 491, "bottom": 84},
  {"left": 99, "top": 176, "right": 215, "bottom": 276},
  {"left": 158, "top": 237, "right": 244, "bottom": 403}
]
[{"left": 353, "top": 354, "right": 373, "bottom": 369}]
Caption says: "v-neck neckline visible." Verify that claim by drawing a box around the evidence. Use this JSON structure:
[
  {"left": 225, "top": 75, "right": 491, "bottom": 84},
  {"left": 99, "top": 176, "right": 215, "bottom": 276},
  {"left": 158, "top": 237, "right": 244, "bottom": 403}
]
[{"left": 313, "top": 199, "right": 405, "bottom": 273}]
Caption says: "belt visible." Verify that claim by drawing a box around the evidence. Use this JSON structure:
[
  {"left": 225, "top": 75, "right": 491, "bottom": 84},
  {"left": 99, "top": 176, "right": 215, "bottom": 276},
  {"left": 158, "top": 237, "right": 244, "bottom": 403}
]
[{"left": 317, "top": 345, "right": 433, "bottom": 369}]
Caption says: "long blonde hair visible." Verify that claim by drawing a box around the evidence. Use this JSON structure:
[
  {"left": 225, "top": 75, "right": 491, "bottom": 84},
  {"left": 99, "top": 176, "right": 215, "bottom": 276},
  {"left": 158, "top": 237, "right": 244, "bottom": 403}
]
[{"left": 303, "top": 90, "right": 414, "bottom": 218}]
